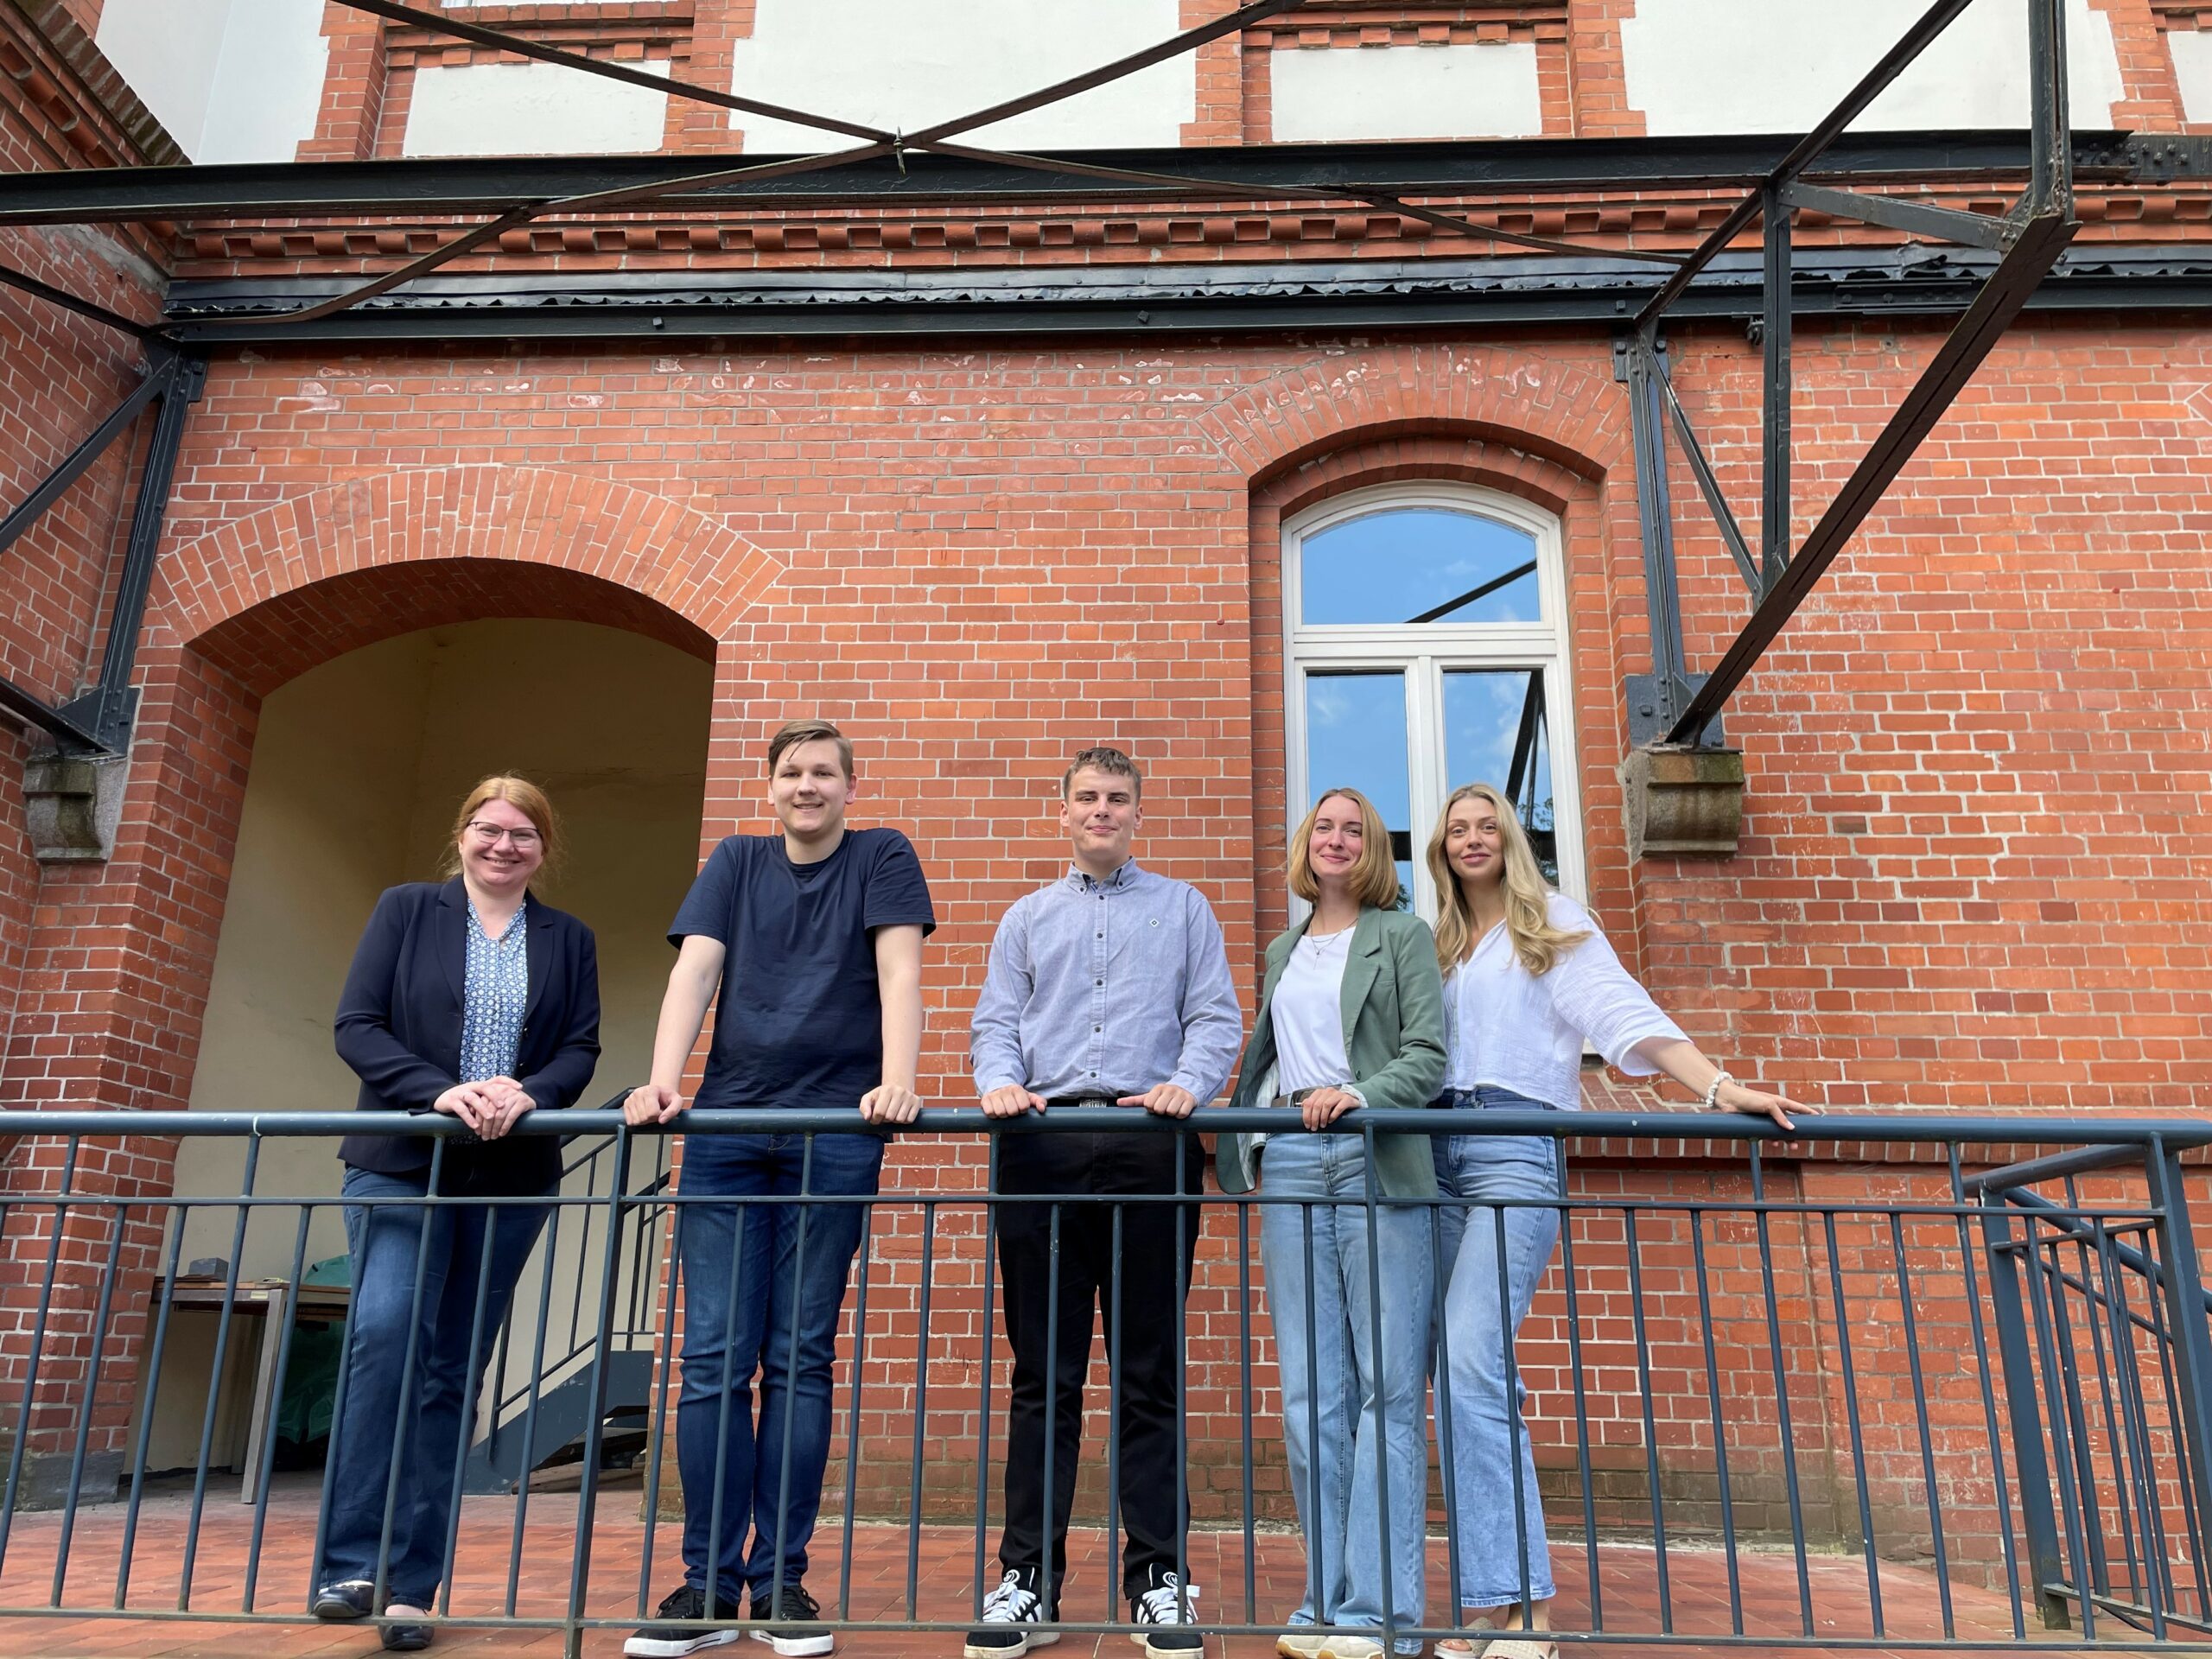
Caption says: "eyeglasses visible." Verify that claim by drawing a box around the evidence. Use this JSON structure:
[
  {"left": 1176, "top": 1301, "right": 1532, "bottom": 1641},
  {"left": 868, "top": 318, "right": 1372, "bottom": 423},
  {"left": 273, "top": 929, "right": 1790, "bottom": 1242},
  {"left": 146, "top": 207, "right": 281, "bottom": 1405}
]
[{"left": 466, "top": 821, "right": 543, "bottom": 849}]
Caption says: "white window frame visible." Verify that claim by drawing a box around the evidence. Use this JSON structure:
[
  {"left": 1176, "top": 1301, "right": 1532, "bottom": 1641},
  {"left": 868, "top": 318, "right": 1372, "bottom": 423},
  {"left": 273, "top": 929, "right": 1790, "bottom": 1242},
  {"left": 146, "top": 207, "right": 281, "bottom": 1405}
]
[{"left": 1282, "top": 481, "right": 1586, "bottom": 922}]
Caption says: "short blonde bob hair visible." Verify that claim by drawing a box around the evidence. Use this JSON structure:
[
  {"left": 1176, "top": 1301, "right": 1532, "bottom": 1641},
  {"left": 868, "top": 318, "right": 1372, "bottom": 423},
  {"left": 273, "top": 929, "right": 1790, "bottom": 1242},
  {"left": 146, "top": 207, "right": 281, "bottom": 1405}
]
[
  {"left": 1288, "top": 785, "right": 1401, "bottom": 911},
  {"left": 439, "top": 774, "right": 560, "bottom": 879}
]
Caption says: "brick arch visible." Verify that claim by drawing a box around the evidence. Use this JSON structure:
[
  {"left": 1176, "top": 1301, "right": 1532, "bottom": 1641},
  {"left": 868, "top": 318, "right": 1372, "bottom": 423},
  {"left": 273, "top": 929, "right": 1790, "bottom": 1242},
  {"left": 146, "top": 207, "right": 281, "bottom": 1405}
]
[
  {"left": 150, "top": 466, "right": 783, "bottom": 693},
  {"left": 1196, "top": 342, "right": 1630, "bottom": 491}
]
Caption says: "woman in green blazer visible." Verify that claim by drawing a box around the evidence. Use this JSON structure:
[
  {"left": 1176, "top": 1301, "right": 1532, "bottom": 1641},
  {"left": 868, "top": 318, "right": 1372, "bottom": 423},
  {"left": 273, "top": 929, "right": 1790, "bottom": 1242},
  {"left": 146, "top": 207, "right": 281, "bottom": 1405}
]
[{"left": 1217, "top": 787, "right": 1446, "bottom": 1659}]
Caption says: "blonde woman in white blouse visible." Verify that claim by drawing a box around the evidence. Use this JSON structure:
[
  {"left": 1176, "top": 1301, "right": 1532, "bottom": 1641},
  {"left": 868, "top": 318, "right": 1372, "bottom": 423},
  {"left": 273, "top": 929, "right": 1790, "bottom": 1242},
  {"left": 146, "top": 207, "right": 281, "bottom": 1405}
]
[{"left": 1422, "top": 783, "right": 1806, "bottom": 1659}]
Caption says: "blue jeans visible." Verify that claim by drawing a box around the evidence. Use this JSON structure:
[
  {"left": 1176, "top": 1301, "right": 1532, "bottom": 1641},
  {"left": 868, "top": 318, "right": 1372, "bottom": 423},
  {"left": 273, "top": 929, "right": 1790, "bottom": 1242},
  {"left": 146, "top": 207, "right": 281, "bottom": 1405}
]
[
  {"left": 673, "top": 1130, "right": 881, "bottom": 1609},
  {"left": 320, "top": 1165, "right": 550, "bottom": 1605},
  {"left": 1433, "top": 1086, "right": 1564, "bottom": 1610},
  {"left": 1255, "top": 1132, "right": 1431, "bottom": 1655}
]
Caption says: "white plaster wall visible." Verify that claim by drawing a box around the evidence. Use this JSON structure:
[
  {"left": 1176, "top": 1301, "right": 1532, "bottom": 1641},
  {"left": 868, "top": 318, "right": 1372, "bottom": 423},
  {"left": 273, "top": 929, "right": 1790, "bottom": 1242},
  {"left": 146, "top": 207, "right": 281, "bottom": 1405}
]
[
  {"left": 2175, "top": 30, "right": 2212, "bottom": 124},
  {"left": 729, "top": 0, "right": 1194, "bottom": 152},
  {"left": 1621, "top": 0, "right": 2126, "bottom": 135},
  {"left": 404, "top": 60, "right": 672, "bottom": 157},
  {"left": 1271, "top": 42, "right": 1543, "bottom": 143},
  {"left": 96, "top": 0, "right": 327, "bottom": 162},
  {"left": 157, "top": 619, "right": 709, "bottom": 1470}
]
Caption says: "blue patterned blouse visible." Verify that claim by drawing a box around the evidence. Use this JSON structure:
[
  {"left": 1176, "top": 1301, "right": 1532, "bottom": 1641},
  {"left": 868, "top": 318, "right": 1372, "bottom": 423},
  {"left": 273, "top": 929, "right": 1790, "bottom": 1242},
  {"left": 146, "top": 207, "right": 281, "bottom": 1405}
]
[{"left": 460, "top": 897, "right": 530, "bottom": 1085}]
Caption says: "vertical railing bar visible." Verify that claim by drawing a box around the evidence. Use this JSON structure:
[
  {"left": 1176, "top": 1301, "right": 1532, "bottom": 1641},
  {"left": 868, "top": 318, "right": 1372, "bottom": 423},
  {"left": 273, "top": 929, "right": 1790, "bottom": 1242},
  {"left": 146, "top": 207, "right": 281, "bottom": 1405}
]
[
  {"left": 1173, "top": 1145, "right": 1192, "bottom": 1629},
  {"left": 1623, "top": 1205, "right": 1671, "bottom": 1631},
  {"left": 503, "top": 1200, "right": 563, "bottom": 1619},
  {"left": 118, "top": 1199, "right": 187, "bottom": 1607},
  {"left": 2020, "top": 1206, "right": 2100, "bottom": 1638},
  {"left": 1429, "top": 1198, "right": 1465, "bottom": 1631},
  {"left": 179, "top": 1136, "right": 262, "bottom": 1610},
  {"left": 1688, "top": 1208, "right": 1743, "bottom": 1634},
  {"left": 2064, "top": 1178, "right": 2140, "bottom": 1610},
  {"left": 1236, "top": 1199, "right": 1258, "bottom": 1625},
  {"left": 1750, "top": 1145, "right": 1815, "bottom": 1636},
  {"left": 1556, "top": 1185, "right": 1600, "bottom": 1631},
  {"left": 637, "top": 1190, "right": 683, "bottom": 1618},
  {"left": 2145, "top": 1141, "right": 2212, "bottom": 1632},
  {"left": 770, "top": 1136, "right": 818, "bottom": 1601},
  {"left": 1818, "top": 1209, "right": 1885, "bottom": 1637},
  {"left": 2040, "top": 1233, "right": 2113, "bottom": 1605},
  {"left": 487, "top": 1238, "right": 518, "bottom": 1450},
  {"left": 2140, "top": 1218, "right": 2212, "bottom": 1618},
  {"left": 242, "top": 1204, "right": 315, "bottom": 1613},
  {"left": 836, "top": 1202, "right": 873, "bottom": 1622},
  {"left": 1497, "top": 1198, "right": 1534, "bottom": 1625},
  {"left": 436, "top": 1211, "right": 500, "bottom": 1620},
  {"left": 49, "top": 1196, "right": 127, "bottom": 1608},
  {"left": 1885, "top": 1210, "right": 1954, "bottom": 1637},
  {"left": 702, "top": 1198, "right": 747, "bottom": 1623},
  {"left": 565, "top": 1128, "right": 637, "bottom": 1659},
  {"left": 1300, "top": 1199, "right": 1325, "bottom": 1633},
  {"left": 1947, "top": 1145, "right": 2028, "bottom": 1638},
  {"left": 373, "top": 1139, "right": 447, "bottom": 1622},
  {"left": 1359, "top": 1123, "right": 1400, "bottom": 1655},
  {"left": 2093, "top": 1216, "right": 2169, "bottom": 1639},
  {"left": 971, "top": 1139, "right": 1001, "bottom": 1624},
  {"left": 905, "top": 1198, "right": 938, "bottom": 1619},
  {"left": 0, "top": 1135, "right": 82, "bottom": 1567},
  {"left": 1107, "top": 1199, "right": 1124, "bottom": 1623}
]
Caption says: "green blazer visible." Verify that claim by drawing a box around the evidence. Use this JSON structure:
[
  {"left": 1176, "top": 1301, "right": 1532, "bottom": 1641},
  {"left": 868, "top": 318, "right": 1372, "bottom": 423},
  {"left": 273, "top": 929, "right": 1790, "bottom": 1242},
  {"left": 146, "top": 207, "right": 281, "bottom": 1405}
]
[{"left": 1215, "top": 905, "right": 1448, "bottom": 1201}]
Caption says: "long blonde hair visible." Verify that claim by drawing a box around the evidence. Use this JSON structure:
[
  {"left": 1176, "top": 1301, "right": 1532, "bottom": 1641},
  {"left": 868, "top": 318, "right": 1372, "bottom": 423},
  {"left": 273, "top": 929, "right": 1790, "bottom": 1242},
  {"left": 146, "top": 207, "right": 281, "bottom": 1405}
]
[{"left": 1425, "top": 781, "right": 1586, "bottom": 977}]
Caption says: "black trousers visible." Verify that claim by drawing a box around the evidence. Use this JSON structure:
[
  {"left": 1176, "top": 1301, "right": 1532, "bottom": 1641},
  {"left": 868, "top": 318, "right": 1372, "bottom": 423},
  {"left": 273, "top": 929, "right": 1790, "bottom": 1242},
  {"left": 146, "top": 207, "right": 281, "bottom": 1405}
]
[{"left": 994, "top": 1120, "right": 1204, "bottom": 1598}]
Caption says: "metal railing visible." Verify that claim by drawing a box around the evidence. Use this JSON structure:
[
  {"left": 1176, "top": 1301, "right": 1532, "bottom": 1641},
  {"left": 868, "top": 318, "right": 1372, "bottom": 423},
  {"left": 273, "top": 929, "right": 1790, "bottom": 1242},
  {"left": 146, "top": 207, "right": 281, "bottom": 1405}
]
[{"left": 0, "top": 1106, "right": 2209, "bottom": 1657}]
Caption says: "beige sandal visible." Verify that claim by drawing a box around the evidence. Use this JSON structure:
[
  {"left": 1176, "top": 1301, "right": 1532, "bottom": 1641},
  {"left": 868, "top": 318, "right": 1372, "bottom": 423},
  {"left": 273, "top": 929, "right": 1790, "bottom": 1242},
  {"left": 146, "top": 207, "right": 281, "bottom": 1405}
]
[{"left": 1478, "top": 1640, "right": 1558, "bottom": 1659}]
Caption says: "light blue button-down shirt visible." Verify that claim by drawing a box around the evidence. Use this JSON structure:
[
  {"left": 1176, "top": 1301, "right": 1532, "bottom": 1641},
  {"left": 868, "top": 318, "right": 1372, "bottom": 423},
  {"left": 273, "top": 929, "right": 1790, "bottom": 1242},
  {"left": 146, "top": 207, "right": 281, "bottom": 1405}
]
[{"left": 969, "top": 859, "right": 1243, "bottom": 1103}]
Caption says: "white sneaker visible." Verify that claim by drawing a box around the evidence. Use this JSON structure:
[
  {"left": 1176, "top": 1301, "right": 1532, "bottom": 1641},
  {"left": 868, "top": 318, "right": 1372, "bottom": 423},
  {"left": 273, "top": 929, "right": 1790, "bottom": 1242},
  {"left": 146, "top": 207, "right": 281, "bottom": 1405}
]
[
  {"left": 963, "top": 1568, "right": 1059, "bottom": 1659},
  {"left": 1127, "top": 1569, "right": 1202, "bottom": 1656}
]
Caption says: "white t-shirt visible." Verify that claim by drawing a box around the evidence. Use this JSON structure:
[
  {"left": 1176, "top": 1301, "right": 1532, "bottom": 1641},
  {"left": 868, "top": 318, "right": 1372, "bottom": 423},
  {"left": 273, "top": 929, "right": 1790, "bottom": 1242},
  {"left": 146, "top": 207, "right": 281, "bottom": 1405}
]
[
  {"left": 1442, "top": 892, "right": 1688, "bottom": 1109},
  {"left": 1273, "top": 926, "right": 1355, "bottom": 1093}
]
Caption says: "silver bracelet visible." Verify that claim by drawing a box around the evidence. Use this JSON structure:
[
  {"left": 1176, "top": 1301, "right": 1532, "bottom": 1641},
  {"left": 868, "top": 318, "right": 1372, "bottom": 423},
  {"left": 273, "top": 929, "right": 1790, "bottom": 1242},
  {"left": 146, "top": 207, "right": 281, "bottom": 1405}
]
[{"left": 1701, "top": 1071, "right": 1736, "bottom": 1109}]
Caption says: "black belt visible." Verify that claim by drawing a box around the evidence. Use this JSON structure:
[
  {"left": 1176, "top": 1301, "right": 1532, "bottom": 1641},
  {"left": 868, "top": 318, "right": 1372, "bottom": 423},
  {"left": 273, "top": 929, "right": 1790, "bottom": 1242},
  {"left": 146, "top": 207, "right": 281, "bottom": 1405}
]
[
  {"left": 1268, "top": 1087, "right": 1330, "bottom": 1109},
  {"left": 1043, "top": 1094, "right": 1129, "bottom": 1109}
]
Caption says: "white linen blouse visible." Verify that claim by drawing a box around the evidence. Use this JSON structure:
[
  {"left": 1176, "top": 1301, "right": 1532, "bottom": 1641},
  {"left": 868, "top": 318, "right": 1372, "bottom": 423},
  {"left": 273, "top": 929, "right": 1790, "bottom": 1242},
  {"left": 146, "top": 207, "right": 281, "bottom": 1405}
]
[
  {"left": 1442, "top": 891, "right": 1687, "bottom": 1109},
  {"left": 1272, "top": 926, "right": 1357, "bottom": 1093}
]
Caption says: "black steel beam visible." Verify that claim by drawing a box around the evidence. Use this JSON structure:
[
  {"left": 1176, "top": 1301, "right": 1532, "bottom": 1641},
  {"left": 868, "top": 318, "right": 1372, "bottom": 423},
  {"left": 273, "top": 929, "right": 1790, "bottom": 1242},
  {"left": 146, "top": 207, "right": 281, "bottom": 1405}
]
[
  {"left": 0, "top": 354, "right": 177, "bottom": 561},
  {"left": 0, "top": 674, "right": 106, "bottom": 753},
  {"left": 1663, "top": 211, "right": 2077, "bottom": 746},
  {"left": 0, "top": 132, "right": 2180, "bottom": 228},
  {"left": 1778, "top": 181, "right": 2009, "bottom": 251},
  {"left": 1651, "top": 355, "right": 1761, "bottom": 594},
  {"left": 153, "top": 245, "right": 2212, "bottom": 343},
  {"left": 62, "top": 355, "right": 207, "bottom": 753},
  {"left": 0, "top": 259, "right": 166, "bottom": 342}
]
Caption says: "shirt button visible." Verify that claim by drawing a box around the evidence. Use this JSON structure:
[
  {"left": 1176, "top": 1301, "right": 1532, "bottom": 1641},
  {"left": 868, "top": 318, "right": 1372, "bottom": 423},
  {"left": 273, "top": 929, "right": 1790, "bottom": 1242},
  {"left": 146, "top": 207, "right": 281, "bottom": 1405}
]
[{"left": 1094, "top": 1025, "right": 1101, "bottom": 1033}]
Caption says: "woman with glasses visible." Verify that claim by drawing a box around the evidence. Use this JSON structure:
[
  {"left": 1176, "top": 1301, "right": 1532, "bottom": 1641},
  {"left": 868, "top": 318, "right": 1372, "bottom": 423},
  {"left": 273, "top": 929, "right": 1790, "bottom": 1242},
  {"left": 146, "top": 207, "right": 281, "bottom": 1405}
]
[
  {"left": 1422, "top": 782, "right": 1806, "bottom": 1659},
  {"left": 313, "top": 776, "right": 601, "bottom": 1650}
]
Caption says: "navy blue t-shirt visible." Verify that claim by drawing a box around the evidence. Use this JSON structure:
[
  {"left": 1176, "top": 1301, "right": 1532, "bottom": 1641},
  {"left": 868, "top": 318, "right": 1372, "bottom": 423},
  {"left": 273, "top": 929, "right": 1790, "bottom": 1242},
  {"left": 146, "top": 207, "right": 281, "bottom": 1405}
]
[{"left": 671, "top": 828, "right": 936, "bottom": 1110}]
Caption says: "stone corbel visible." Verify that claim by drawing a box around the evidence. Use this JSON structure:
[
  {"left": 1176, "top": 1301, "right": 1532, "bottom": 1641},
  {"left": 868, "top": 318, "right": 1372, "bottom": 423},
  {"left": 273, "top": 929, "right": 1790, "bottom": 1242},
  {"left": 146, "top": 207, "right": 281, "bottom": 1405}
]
[{"left": 1621, "top": 745, "right": 1745, "bottom": 861}]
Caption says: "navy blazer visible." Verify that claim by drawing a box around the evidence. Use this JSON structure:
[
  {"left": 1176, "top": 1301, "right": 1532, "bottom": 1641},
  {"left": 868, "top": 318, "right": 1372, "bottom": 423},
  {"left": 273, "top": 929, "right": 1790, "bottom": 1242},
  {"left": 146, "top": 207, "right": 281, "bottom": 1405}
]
[{"left": 334, "top": 877, "right": 601, "bottom": 1191}]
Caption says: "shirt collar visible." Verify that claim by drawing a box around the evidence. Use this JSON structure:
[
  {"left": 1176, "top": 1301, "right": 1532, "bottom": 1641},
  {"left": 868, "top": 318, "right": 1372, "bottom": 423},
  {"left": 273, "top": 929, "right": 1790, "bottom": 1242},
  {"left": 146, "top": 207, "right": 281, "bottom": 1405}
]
[
  {"left": 1066, "top": 858, "right": 1141, "bottom": 893},
  {"left": 466, "top": 893, "right": 528, "bottom": 941}
]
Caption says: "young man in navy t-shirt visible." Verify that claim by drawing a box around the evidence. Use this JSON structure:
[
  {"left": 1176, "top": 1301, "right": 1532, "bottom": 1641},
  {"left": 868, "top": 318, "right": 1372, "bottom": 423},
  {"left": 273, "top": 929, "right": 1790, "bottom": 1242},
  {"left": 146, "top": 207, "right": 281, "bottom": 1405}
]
[{"left": 625, "top": 719, "right": 935, "bottom": 1659}]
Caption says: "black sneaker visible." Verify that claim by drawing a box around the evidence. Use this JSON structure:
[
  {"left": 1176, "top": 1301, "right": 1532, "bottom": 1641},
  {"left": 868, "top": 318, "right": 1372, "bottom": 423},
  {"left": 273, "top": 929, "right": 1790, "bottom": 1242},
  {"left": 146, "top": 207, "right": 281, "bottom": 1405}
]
[
  {"left": 626, "top": 1584, "right": 745, "bottom": 1657},
  {"left": 1128, "top": 1567, "right": 1202, "bottom": 1658},
  {"left": 963, "top": 1567, "right": 1058, "bottom": 1658},
  {"left": 751, "top": 1581, "right": 833, "bottom": 1657}
]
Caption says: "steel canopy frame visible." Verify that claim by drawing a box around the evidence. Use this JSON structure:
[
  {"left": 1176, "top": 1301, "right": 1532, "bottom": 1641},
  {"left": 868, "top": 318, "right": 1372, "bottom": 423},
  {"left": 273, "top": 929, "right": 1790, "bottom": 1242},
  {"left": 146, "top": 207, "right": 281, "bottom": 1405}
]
[{"left": 1623, "top": 0, "right": 2082, "bottom": 750}]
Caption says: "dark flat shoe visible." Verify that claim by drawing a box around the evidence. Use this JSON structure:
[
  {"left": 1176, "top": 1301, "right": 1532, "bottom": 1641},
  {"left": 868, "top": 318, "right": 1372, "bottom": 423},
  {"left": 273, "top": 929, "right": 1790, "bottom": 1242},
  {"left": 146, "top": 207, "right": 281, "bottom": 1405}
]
[
  {"left": 312, "top": 1581, "right": 374, "bottom": 1620},
  {"left": 383, "top": 1618, "right": 435, "bottom": 1650}
]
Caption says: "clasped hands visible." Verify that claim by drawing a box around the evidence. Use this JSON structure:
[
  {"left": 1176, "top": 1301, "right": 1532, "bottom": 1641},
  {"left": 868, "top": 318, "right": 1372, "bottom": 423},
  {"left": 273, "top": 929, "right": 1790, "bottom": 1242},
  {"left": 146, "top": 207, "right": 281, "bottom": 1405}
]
[{"left": 431, "top": 1077, "right": 536, "bottom": 1140}]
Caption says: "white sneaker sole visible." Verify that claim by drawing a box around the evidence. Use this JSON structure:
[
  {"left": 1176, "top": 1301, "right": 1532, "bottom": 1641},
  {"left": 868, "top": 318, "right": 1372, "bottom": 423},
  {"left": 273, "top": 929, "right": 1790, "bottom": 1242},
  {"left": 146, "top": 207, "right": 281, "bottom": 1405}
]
[
  {"left": 624, "top": 1630, "right": 743, "bottom": 1659},
  {"left": 963, "top": 1632, "right": 1059, "bottom": 1659},
  {"left": 751, "top": 1630, "right": 834, "bottom": 1657}
]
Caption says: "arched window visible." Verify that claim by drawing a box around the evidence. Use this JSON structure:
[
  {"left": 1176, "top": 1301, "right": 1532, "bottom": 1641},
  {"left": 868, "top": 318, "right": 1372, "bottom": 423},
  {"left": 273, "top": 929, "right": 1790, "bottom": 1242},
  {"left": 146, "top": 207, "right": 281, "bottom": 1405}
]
[{"left": 1283, "top": 484, "right": 1584, "bottom": 919}]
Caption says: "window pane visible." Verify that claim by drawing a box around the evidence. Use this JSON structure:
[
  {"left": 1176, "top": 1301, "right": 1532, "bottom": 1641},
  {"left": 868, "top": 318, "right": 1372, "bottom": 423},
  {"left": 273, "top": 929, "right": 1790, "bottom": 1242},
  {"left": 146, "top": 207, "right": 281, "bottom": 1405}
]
[
  {"left": 1444, "top": 669, "right": 1557, "bottom": 884},
  {"left": 1300, "top": 508, "right": 1541, "bottom": 626},
  {"left": 1303, "top": 671, "right": 1414, "bottom": 909}
]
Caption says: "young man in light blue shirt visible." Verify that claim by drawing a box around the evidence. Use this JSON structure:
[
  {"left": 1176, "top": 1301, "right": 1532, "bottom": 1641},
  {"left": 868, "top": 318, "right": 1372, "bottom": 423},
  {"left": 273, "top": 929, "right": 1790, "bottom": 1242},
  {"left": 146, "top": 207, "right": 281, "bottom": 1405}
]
[{"left": 964, "top": 747, "right": 1242, "bottom": 1659}]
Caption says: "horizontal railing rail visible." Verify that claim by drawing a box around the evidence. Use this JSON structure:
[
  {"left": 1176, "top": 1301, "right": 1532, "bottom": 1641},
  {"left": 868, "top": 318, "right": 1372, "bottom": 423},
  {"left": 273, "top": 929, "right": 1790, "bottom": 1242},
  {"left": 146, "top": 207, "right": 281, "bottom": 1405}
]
[{"left": 0, "top": 1109, "right": 2207, "bottom": 1659}]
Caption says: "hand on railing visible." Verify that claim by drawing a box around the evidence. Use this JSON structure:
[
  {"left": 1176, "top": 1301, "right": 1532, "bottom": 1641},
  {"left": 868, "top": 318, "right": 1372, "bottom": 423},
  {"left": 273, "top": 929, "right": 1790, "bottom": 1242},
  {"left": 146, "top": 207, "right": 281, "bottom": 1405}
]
[
  {"left": 859, "top": 1083, "right": 924, "bottom": 1126},
  {"left": 981, "top": 1084, "right": 1047, "bottom": 1117},
  {"left": 623, "top": 1082, "right": 685, "bottom": 1128},
  {"left": 1300, "top": 1085, "right": 1360, "bottom": 1131}
]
